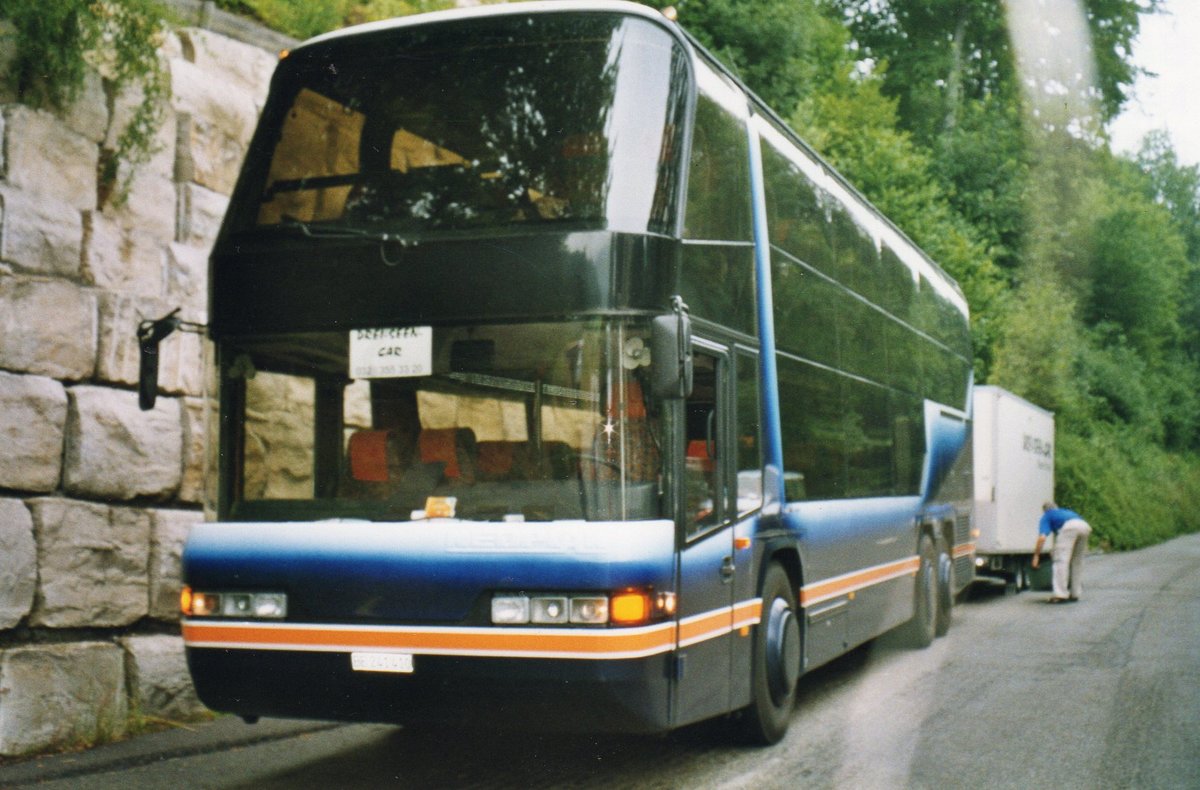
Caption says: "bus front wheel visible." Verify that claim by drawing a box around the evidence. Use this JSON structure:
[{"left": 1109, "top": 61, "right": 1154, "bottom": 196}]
[{"left": 732, "top": 563, "right": 800, "bottom": 745}]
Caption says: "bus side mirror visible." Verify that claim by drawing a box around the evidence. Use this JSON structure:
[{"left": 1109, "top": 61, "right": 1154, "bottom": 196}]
[
  {"left": 137, "top": 309, "right": 204, "bottom": 411},
  {"left": 138, "top": 334, "right": 161, "bottom": 411},
  {"left": 651, "top": 298, "right": 692, "bottom": 399}
]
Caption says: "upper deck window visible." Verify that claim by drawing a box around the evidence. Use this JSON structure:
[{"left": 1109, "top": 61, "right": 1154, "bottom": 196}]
[
  {"left": 683, "top": 66, "right": 751, "bottom": 241},
  {"left": 230, "top": 14, "right": 688, "bottom": 238}
]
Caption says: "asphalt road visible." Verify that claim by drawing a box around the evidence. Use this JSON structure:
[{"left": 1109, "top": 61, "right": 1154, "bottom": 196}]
[{"left": 5, "top": 533, "right": 1198, "bottom": 789}]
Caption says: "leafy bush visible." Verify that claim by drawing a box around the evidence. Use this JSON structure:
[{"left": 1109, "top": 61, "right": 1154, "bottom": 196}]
[{"left": 1057, "top": 426, "right": 1200, "bottom": 551}]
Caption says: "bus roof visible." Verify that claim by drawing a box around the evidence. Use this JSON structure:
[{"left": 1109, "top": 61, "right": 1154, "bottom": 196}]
[{"left": 296, "top": 0, "right": 676, "bottom": 52}]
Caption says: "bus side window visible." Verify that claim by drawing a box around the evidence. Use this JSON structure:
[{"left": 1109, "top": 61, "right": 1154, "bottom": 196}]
[
  {"left": 684, "top": 351, "right": 723, "bottom": 535},
  {"left": 736, "top": 350, "right": 763, "bottom": 515}
]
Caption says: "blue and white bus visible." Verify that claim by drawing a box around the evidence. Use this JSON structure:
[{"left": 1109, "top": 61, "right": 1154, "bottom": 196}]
[{"left": 142, "top": 0, "right": 975, "bottom": 744}]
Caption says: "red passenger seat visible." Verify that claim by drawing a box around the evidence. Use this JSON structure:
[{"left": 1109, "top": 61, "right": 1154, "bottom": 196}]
[
  {"left": 476, "top": 441, "right": 517, "bottom": 479},
  {"left": 418, "top": 427, "right": 477, "bottom": 482},
  {"left": 347, "top": 429, "right": 391, "bottom": 482}
]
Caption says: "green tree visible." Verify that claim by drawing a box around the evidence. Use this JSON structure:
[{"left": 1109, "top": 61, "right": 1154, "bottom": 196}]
[
  {"left": 643, "top": 0, "right": 836, "bottom": 112},
  {"left": 1134, "top": 132, "right": 1200, "bottom": 357},
  {"left": 989, "top": 262, "right": 1085, "bottom": 420},
  {"left": 827, "top": 0, "right": 1154, "bottom": 139},
  {"left": 1084, "top": 179, "right": 1186, "bottom": 357}
]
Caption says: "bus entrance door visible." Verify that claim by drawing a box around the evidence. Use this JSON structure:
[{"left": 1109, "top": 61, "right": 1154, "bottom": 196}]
[{"left": 675, "top": 346, "right": 736, "bottom": 725}]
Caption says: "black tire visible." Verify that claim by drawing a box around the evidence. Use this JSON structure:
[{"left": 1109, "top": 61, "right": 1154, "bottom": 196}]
[
  {"left": 732, "top": 563, "right": 801, "bottom": 745},
  {"left": 935, "top": 536, "right": 953, "bottom": 638},
  {"left": 901, "top": 534, "right": 937, "bottom": 648}
]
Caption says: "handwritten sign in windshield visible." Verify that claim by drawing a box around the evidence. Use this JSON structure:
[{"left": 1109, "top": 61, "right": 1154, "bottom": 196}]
[{"left": 349, "top": 326, "right": 432, "bottom": 379}]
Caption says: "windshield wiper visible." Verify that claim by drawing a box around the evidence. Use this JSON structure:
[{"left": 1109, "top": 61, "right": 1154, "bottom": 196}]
[
  {"left": 276, "top": 218, "right": 414, "bottom": 243},
  {"left": 268, "top": 219, "right": 421, "bottom": 266}
]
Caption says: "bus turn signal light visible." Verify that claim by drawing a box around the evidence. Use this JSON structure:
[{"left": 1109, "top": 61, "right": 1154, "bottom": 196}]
[{"left": 609, "top": 592, "right": 650, "bottom": 624}]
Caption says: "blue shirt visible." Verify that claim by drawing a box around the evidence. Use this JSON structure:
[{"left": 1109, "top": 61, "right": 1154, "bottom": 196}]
[{"left": 1039, "top": 507, "right": 1081, "bottom": 536}]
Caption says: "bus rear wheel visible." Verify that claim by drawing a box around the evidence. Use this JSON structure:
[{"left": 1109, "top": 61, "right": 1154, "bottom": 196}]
[
  {"left": 901, "top": 534, "right": 938, "bottom": 648},
  {"left": 935, "top": 536, "right": 953, "bottom": 637},
  {"left": 732, "top": 563, "right": 800, "bottom": 745}
]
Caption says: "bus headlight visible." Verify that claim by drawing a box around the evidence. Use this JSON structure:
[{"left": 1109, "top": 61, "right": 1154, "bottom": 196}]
[
  {"left": 529, "top": 596, "right": 569, "bottom": 624},
  {"left": 569, "top": 596, "right": 609, "bottom": 624},
  {"left": 491, "top": 596, "right": 530, "bottom": 625},
  {"left": 181, "top": 586, "right": 287, "bottom": 619},
  {"left": 491, "top": 590, "right": 671, "bottom": 626}
]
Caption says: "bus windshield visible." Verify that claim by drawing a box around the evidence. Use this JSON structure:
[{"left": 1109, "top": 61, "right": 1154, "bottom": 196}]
[
  {"left": 222, "top": 319, "right": 664, "bottom": 523},
  {"left": 230, "top": 14, "right": 687, "bottom": 237}
]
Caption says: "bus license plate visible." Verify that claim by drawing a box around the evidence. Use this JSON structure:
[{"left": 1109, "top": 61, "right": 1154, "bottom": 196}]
[{"left": 350, "top": 652, "right": 414, "bottom": 674}]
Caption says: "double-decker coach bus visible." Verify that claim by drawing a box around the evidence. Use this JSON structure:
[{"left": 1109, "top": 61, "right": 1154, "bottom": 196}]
[{"left": 140, "top": 0, "right": 974, "bottom": 744}]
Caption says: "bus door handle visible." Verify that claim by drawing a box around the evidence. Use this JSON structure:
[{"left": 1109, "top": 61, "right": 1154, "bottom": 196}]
[{"left": 720, "top": 555, "right": 735, "bottom": 583}]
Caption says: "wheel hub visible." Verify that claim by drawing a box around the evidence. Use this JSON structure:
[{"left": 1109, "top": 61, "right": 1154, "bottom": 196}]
[{"left": 765, "top": 598, "right": 801, "bottom": 705}]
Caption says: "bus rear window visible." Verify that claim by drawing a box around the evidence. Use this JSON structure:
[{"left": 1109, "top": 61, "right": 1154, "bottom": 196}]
[{"left": 235, "top": 14, "right": 687, "bottom": 237}]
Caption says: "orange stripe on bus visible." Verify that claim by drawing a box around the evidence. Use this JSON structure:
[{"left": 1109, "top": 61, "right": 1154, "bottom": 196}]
[
  {"left": 678, "top": 609, "right": 731, "bottom": 645},
  {"left": 183, "top": 599, "right": 768, "bottom": 660},
  {"left": 183, "top": 621, "right": 677, "bottom": 658},
  {"left": 732, "top": 598, "right": 763, "bottom": 630},
  {"left": 799, "top": 556, "right": 920, "bottom": 607}
]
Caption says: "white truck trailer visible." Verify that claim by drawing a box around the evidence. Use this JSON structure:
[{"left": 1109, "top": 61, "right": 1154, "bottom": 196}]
[{"left": 972, "top": 385, "right": 1055, "bottom": 591}]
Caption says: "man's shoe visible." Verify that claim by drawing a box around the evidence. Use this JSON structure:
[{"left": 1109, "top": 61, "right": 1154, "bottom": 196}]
[
  {"left": 1067, "top": 597, "right": 1079, "bottom": 602},
  {"left": 1047, "top": 597, "right": 1068, "bottom": 604}
]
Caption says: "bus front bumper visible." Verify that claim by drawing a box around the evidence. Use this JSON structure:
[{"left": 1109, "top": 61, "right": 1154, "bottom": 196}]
[{"left": 186, "top": 646, "right": 675, "bottom": 734}]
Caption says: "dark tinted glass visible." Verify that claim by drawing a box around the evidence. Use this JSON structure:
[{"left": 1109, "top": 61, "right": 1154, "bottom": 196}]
[
  {"left": 684, "top": 90, "right": 751, "bottom": 241},
  {"left": 878, "top": 243, "right": 917, "bottom": 320},
  {"left": 883, "top": 317, "right": 924, "bottom": 396},
  {"left": 679, "top": 244, "right": 756, "bottom": 335},
  {"left": 736, "top": 350, "right": 762, "bottom": 514},
  {"left": 231, "top": 14, "right": 687, "bottom": 237},
  {"left": 762, "top": 140, "right": 833, "bottom": 273},
  {"left": 890, "top": 391, "right": 925, "bottom": 495},
  {"left": 838, "top": 296, "right": 889, "bottom": 382},
  {"left": 844, "top": 379, "right": 893, "bottom": 498},
  {"left": 777, "top": 356, "right": 845, "bottom": 500},
  {"left": 829, "top": 205, "right": 879, "bottom": 294},
  {"left": 771, "top": 250, "right": 841, "bottom": 368},
  {"left": 760, "top": 122, "right": 971, "bottom": 405}
]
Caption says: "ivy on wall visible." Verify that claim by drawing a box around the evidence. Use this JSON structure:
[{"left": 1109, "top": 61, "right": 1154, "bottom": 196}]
[{"left": 2, "top": 0, "right": 171, "bottom": 204}]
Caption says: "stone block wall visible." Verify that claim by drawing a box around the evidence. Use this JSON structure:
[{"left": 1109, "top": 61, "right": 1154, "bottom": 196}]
[{"left": 0, "top": 12, "right": 288, "bottom": 757}]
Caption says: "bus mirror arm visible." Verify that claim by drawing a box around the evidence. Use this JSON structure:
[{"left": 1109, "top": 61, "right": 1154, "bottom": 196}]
[
  {"left": 650, "top": 296, "right": 693, "bottom": 400},
  {"left": 137, "top": 308, "right": 206, "bottom": 411}
]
